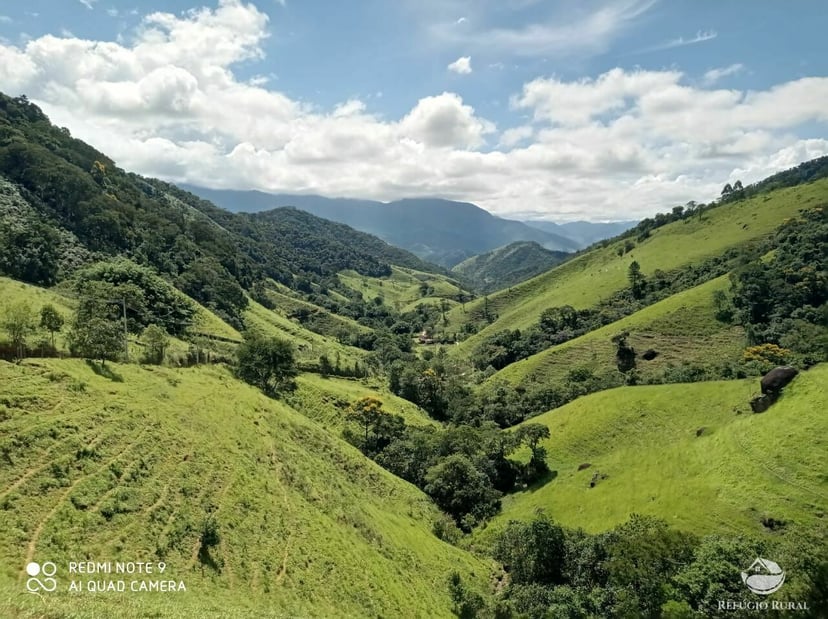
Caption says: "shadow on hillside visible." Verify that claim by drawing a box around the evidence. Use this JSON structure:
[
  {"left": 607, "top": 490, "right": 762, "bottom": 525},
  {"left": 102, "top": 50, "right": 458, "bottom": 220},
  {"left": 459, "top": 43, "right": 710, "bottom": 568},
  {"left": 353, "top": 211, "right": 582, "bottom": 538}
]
[
  {"left": 525, "top": 469, "right": 558, "bottom": 493},
  {"left": 85, "top": 360, "right": 124, "bottom": 382}
]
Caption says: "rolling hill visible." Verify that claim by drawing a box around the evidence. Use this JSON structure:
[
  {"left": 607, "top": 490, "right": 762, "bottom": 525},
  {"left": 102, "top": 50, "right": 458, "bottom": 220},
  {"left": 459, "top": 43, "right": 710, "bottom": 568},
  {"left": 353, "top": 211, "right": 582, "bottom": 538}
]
[
  {"left": 486, "top": 364, "right": 827, "bottom": 539},
  {"left": 181, "top": 186, "right": 581, "bottom": 267},
  {"left": 446, "top": 177, "right": 828, "bottom": 356},
  {"left": 0, "top": 359, "right": 491, "bottom": 619},
  {"left": 487, "top": 275, "right": 744, "bottom": 389},
  {"left": 452, "top": 241, "right": 570, "bottom": 293}
]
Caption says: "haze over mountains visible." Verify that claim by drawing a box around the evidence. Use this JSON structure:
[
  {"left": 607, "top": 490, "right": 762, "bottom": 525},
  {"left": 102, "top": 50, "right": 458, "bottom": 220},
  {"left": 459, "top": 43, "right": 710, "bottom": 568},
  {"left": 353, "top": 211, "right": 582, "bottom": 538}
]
[{"left": 182, "top": 186, "right": 621, "bottom": 267}]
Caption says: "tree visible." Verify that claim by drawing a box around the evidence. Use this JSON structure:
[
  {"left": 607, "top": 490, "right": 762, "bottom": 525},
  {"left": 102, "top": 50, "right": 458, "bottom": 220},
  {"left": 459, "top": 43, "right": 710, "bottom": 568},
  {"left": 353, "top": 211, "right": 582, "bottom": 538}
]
[
  {"left": 235, "top": 332, "right": 298, "bottom": 397},
  {"left": 343, "top": 397, "right": 405, "bottom": 457},
  {"left": 627, "top": 261, "right": 645, "bottom": 299},
  {"left": 423, "top": 453, "right": 501, "bottom": 530},
  {"left": 2, "top": 301, "right": 36, "bottom": 360},
  {"left": 68, "top": 281, "right": 126, "bottom": 364},
  {"left": 721, "top": 183, "right": 733, "bottom": 197},
  {"left": 492, "top": 516, "right": 567, "bottom": 586},
  {"left": 140, "top": 324, "right": 169, "bottom": 365},
  {"left": 39, "top": 304, "right": 64, "bottom": 348},
  {"left": 515, "top": 423, "right": 551, "bottom": 481},
  {"left": 69, "top": 316, "right": 125, "bottom": 364}
]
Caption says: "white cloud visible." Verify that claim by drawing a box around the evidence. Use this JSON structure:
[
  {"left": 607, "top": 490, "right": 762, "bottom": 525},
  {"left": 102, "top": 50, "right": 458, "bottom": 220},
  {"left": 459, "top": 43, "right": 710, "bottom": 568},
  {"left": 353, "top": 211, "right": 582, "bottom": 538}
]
[
  {"left": 429, "top": 0, "right": 657, "bottom": 58},
  {"left": 499, "top": 125, "right": 533, "bottom": 147},
  {"left": 0, "top": 2, "right": 826, "bottom": 222},
  {"left": 447, "top": 56, "right": 472, "bottom": 74},
  {"left": 0, "top": 15, "right": 12, "bottom": 23},
  {"left": 634, "top": 29, "right": 717, "bottom": 54},
  {"left": 702, "top": 63, "right": 744, "bottom": 85},
  {"left": 78, "top": 0, "right": 97, "bottom": 9},
  {"left": 400, "top": 93, "right": 493, "bottom": 148}
]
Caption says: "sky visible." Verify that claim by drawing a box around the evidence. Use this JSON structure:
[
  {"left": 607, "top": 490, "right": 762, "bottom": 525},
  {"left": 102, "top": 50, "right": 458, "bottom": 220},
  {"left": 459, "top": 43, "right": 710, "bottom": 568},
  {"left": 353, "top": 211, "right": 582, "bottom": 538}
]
[{"left": 0, "top": 0, "right": 827, "bottom": 222}]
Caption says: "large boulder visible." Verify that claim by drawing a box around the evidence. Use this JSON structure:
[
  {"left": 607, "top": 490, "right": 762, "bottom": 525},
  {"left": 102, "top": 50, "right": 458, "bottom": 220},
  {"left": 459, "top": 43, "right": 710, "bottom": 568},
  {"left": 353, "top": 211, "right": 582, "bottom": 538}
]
[
  {"left": 750, "top": 394, "right": 775, "bottom": 414},
  {"left": 760, "top": 366, "right": 798, "bottom": 395}
]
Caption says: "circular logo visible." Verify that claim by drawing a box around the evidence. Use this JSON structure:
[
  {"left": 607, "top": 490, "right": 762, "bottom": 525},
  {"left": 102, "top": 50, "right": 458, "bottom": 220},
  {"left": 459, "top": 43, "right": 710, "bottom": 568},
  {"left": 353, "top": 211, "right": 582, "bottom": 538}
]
[
  {"left": 26, "top": 561, "right": 58, "bottom": 593},
  {"left": 741, "top": 557, "right": 785, "bottom": 595}
]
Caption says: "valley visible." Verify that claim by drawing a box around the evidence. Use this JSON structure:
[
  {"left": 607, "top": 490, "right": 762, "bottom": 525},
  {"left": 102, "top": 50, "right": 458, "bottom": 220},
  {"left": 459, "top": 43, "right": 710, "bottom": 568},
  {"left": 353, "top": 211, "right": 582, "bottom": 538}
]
[{"left": 0, "top": 91, "right": 826, "bottom": 617}]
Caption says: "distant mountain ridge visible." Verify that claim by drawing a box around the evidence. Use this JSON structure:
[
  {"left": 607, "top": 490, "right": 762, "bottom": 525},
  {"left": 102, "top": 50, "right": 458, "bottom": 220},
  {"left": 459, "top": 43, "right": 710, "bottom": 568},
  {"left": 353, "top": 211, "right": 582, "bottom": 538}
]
[
  {"left": 521, "top": 219, "right": 638, "bottom": 248},
  {"left": 452, "top": 241, "right": 570, "bottom": 293},
  {"left": 181, "top": 186, "right": 581, "bottom": 267}
]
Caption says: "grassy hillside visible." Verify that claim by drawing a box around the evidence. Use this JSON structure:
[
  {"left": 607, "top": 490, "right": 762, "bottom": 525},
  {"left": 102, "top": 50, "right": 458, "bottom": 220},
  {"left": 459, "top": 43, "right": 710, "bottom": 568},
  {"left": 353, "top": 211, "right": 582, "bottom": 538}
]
[
  {"left": 243, "top": 299, "right": 367, "bottom": 370},
  {"left": 0, "top": 359, "right": 490, "bottom": 618},
  {"left": 489, "top": 275, "right": 744, "bottom": 388},
  {"left": 452, "top": 241, "right": 569, "bottom": 294},
  {"left": 448, "top": 179, "right": 828, "bottom": 356},
  {"left": 487, "top": 364, "right": 827, "bottom": 539},
  {"left": 339, "top": 266, "right": 467, "bottom": 313},
  {"left": 290, "top": 373, "right": 438, "bottom": 432},
  {"left": 0, "top": 276, "right": 240, "bottom": 354}
]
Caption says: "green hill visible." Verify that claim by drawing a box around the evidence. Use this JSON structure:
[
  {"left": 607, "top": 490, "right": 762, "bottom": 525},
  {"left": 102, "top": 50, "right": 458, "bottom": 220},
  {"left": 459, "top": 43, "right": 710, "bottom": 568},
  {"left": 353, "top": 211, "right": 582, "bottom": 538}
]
[
  {"left": 447, "top": 178, "right": 828, "bottom": 356},
  {"left": 489, "top": 275, "right": 744, "bottom": 389},
  {"left": 0, "top": 359, "right": 490, "bottom": 619},
  {"left": 451, "top": 241, "right": 570, "bottom": 293},
  {"left": 487, "top": 364, "right": 827, "bottom": 539}
]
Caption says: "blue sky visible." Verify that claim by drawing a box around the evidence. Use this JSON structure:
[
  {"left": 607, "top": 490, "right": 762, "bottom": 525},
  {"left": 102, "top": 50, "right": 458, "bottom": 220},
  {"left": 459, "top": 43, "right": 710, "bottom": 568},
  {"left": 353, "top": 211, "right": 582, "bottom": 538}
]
[{"left": 1, "top": 0, "right": 827, "bottom": 221}]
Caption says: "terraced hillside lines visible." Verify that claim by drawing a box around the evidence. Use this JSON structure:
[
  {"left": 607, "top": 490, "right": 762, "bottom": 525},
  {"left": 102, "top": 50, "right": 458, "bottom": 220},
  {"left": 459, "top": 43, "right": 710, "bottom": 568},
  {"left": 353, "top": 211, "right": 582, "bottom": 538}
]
[
  {"left": 244, "top": 298, "right": 367, "bottom": 370},
  {"left": 490, "top": 275, "right": 744, "bottom": 387},
  {"left": 292, "top": 373, "right": 438, "bottom": 433},
  {"left": 22, "top": 426, "right": 150, "bottom": 571},
  {"left": 448, "top": 179, "right": 828, "bottom": 355},
  {"left": 487, "top": 365, "right": 828, "bottom": 540},
  {"left": 339, "top": 266, "right": 466, "bottom": 311},
  {"left": 0, "top": 359, "right": 490, "bottom": 618}
]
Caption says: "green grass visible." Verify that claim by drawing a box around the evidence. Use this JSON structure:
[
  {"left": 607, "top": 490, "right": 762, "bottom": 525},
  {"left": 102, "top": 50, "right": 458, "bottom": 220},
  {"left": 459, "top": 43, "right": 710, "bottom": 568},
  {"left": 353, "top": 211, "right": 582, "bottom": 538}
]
[
  {"left": 448, "top": 179, "right": 828, "bottom": 356},
  {"left": 490, "top": 276, "right": 745, "bottom": 388},
  {"left": 290, "top": 373, "right": 438, "bottom": 434},
  {"left": 0, "top": 359, "right": 490, "bottom": 618},
  {"left": 260, "top": 288, "right": 373, "bottom": 340},
  {"left": 484, "top": 364, "right": 828, "bottom": 542},
  {"left": 243, "top": 299, "right": 367, "bottom": 370},
  {"left": 339, "top": 266, "right": 466, "bottom": 313}
]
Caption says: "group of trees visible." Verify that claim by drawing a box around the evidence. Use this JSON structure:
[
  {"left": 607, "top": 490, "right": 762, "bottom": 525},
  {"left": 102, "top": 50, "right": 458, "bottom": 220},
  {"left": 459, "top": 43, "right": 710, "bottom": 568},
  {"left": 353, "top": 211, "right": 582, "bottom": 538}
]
[
  {"left": 719, "top": 206, "right": 827, "bottom": 365},
  {"left": 342, "top": 396, "right": 550, "bottom": 531},
  {"left": 481, "top": 513, "right": 827, "bottom": 618}
]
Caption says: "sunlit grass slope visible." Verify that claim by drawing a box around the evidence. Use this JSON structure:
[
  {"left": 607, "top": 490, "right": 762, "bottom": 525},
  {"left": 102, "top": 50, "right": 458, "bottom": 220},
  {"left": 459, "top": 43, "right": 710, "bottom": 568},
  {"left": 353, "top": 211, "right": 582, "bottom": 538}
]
[
  {"left": 243, "top": 299, "right": 367, "bottom": 369},
  {"left": 291, "top": 373, "right": 438, "bottom": 433},
  {"left": 0, "top": 277, "right": 240, "bottom": 350},
  {"left": 339, "top": 266, "right": 466, "bottom": 313},
  {"left": 448, "top": 179, "right": 828, "bottom": 356},
  {"left": 488, "top": 364, "right": 827, "bottom": 540},
  {"left": 489, "top": 276, "right": 744, "bottom": 388},
  {"left": 0, "top": 359, "right": 490, "bottom": 618}
]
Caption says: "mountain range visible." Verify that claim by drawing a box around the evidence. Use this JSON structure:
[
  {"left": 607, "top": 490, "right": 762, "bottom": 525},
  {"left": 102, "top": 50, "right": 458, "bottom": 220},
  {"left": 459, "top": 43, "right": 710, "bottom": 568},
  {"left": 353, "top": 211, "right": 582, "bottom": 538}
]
[{"left": 181, "top": 186, "right": 601, "bottom": 267}]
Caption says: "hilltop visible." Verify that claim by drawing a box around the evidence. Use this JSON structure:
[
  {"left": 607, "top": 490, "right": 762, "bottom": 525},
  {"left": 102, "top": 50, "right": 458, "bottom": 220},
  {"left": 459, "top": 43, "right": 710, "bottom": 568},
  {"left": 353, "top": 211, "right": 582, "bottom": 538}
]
[
  {"left": 446, "top": 173, "right": 828, "bottom": 356},
  {"left": 452, "top": 241, "right": 570, "bottom": 293}
]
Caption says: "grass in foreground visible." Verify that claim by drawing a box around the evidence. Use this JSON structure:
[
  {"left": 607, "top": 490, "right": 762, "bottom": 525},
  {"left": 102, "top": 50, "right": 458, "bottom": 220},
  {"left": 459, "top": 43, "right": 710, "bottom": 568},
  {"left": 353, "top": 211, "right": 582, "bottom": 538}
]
[{"left": 0, "top": 359, "right": 489, "bottom": 618}]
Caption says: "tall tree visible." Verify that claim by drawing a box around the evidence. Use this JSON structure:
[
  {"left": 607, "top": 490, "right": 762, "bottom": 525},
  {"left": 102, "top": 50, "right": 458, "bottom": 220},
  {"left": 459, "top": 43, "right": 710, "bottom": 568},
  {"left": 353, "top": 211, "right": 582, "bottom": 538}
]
[
  {"left": 235, "top": 332, "right": 298, "bottom": 397},
  {"left": 2, "top": 301, "right": 36, "bottom": 360},
  {"left": 39, "top": 304, "right": 64, "bottom": 348},
  {"left": 627, "top": 261, "right": 645, "bottom": 299}
]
